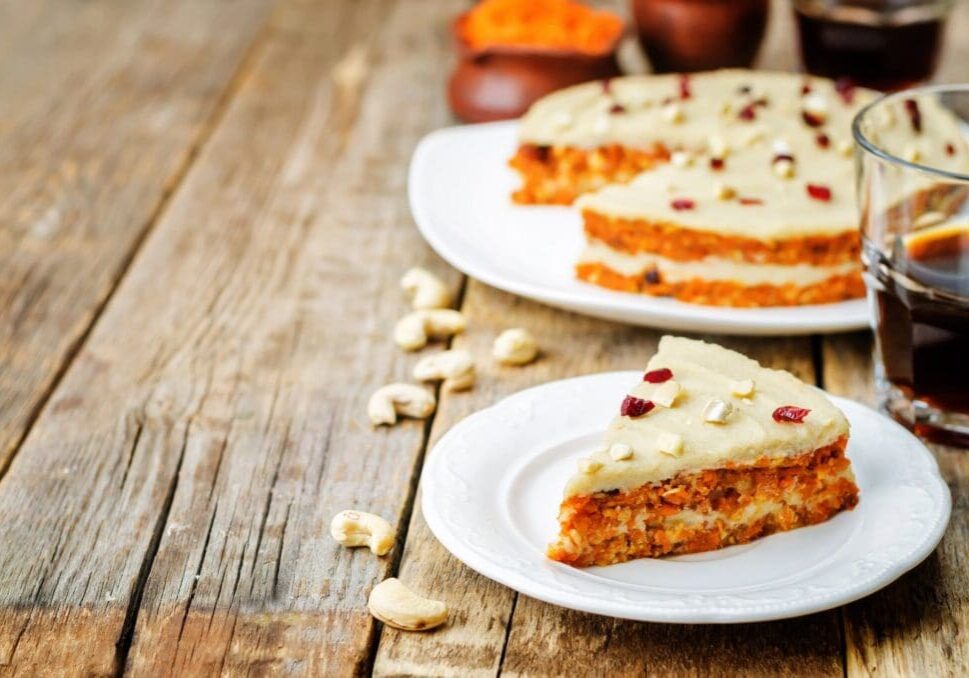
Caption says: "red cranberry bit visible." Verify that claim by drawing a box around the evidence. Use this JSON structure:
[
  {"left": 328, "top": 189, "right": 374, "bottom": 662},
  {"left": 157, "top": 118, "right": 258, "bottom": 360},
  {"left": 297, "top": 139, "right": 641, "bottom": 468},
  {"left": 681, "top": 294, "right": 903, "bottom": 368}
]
[
  {"left": 738, "top": 103, "right": 757, "bottom": 121},
  {"left": 772, "top": 153, "right": 795, "bottom": 165},
  {"left": 678, "top": 73, "right": 691, "bottom": 100},
  {"left": 801, "top": 110, "right": 825, "bottom": 128},
  {"left": 643, "top": 368, "right": 673, "bottom": 383},
  {"left": 739, "top": 197, "right": 764, "bottom": 205},
  {"left": 710, "top": 157, "right": 725, "bottom": 170},
  {"left": 772, "top": 406, "right": 811, "bottom": 423},
  {"left": 670, "top": 198, "right": 695, "bottom": 211},
  {"left": 609, "top": 103, "right": 626, "bottom": 114},
  {"left": 946, "top": 142, "right": 956, "bottom": 156},
  {"left": 806, "top": 183, "right": 832, "bottom": 202},
  {"left": 815, "top": 133, "right": 830, "bottom": 149},
  {"left": 800, "top": 81, "right": 812, "bottom": 96},
  {"left": 621, "top": 395, "right": 655, "bottom": 418},
  {"left": 904, "top": 98, "right": 922, "bottom": 133},
  {"left": 834, "top": 77, "right": 856, "bottom": 105}
]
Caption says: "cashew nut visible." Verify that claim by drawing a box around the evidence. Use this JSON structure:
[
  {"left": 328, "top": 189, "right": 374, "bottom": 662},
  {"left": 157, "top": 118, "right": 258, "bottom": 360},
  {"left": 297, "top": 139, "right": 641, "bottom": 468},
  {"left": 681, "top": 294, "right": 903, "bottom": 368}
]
[
  {"left": 413, "top": 349, "right": 475, "bottom": 391},
  {"left": 368, "top": 578, "right": 448, "bottom": 631},
  {"left": 330, "top": 510, "right": 395, "bottom": 555},
  {"left": 368, "top": 383, "right": 436, "bottom": 426},
  {"left": 394, "top": 309, "right": 467, "bottom": 351},
  {"left": 401, "top": 267, "right": 451, "bottom": 310},
  {"left": 492, "top": 328, "right": 538, "bottom": 366}
]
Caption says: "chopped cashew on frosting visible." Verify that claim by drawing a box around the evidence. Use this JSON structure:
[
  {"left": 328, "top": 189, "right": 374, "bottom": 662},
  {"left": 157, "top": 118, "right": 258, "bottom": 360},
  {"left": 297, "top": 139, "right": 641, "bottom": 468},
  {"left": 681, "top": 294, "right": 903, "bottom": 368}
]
[
  {"left": 401, "top": 267, "right": 451, "bottom": 310},
  {"left": 330, "top": 510, "right": 395, "bottom": 555},
  {"left": 394, "top": 309, "right": 467, "bottom": 351},
  {"left": 368, "top": 383, "right": 436, "bottom": 426},
  {"left": 368, "top": 578, "right": 448, "bottom": 632}
]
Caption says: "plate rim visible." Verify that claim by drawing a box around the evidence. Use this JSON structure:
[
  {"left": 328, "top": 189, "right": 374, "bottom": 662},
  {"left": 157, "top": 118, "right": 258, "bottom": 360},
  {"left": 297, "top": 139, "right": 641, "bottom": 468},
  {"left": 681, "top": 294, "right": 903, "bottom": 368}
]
[
  {"left": 408, "top": 121, "right": 870, "bottom": 336},
  {"left": 421, "top": 370, "right": 952, "bottom": 624}
]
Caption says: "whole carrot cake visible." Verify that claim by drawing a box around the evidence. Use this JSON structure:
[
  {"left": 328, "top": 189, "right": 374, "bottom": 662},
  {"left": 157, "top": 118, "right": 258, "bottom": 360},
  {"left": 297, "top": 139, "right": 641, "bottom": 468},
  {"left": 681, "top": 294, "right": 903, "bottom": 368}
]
[
  {"left": 548, "top": 336, "right": 860, "bottom": 567},
  {"left": 511, "top": 70, "right": 968, "bottom": 306}
]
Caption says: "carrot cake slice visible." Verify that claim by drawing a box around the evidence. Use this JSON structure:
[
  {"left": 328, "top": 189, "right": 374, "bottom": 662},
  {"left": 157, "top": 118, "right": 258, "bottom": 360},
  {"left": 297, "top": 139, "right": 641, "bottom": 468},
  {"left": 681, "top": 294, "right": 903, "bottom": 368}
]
[{"left": 548, "top": 336, "right": 860, "bottom": 567}]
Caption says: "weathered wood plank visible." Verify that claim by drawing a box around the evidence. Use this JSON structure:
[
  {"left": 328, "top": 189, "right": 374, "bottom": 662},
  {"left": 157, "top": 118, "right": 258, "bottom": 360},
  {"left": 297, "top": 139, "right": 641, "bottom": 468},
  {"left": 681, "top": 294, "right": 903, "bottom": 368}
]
[
  {"left": 374, "top": 279, "right": 838, "bottom": 676},
  {"left": 822, "top": 336, "right": 969, "bottom": 677},
  {"left": 0, "top": 0, "right": 274, "bottom": 474},
  {"left": 0, "top": 0, "right": 462, "bottom": 674}
]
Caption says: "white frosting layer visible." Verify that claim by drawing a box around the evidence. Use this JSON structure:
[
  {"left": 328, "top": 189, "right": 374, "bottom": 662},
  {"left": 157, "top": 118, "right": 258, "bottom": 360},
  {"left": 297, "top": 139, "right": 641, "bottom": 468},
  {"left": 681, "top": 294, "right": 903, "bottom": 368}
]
[
  {"left": 564, "top": 337, "right": 850, "bottom": 497},
  {"left": 579, "top": 239, "right": 858, "bottom": 285},
  {"left": 521, "top": 70, "right": 969, "bottom": 240}
]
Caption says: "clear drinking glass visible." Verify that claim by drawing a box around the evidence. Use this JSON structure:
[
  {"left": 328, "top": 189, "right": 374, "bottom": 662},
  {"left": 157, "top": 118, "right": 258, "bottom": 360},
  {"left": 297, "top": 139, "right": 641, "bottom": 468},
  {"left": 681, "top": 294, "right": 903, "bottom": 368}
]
[
  {"left": 794, "top": 0, "right": 952, "bottom": 91},
  {"left": 854, "top": 85, "right": 969, "bottom": 446}
]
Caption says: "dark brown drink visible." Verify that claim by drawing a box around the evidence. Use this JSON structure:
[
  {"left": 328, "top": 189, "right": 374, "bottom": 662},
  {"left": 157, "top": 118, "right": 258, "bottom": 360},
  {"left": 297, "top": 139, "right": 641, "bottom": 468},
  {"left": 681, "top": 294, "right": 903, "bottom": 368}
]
[
  {"left": 868, "top": 224, "right": 969, "bottom": 444},
  {"left": 795, "top": 0, "right": 948, "bottom": 91}
]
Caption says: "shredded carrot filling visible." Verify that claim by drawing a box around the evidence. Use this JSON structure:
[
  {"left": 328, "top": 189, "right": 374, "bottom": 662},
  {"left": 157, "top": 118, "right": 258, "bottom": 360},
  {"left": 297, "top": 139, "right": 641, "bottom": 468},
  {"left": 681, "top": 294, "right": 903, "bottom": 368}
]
[
  {"left": 549, "top": 438, "right": 859, "bottom": 567},
  {"left": 460, "top": 0, "right": 624, "bottom": 55}
]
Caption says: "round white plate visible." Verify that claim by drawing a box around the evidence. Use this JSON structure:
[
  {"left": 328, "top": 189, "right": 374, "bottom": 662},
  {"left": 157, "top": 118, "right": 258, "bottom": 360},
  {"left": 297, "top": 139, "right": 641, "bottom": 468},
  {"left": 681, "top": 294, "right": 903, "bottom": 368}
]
[
  {"left": 408, "top": 121, "right": 870, "bottom": 335},
  {"left": 422, "top": 371, "right": 951, "bottom": 624}
]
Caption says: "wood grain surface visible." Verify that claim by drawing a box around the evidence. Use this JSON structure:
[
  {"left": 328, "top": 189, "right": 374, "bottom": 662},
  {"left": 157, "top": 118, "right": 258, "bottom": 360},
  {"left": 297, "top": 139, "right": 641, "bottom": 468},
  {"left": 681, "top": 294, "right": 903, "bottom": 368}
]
[{"left": 0, "top": 0, "right": 966, "bottom": 675}]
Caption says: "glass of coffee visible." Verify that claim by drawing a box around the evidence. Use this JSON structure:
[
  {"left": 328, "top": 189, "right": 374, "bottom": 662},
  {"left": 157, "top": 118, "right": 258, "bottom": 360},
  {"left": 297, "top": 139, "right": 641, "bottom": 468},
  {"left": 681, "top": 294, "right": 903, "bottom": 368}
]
[
  {"left": 854, "top": 85, "right": 969, "bottom": 446},
  {"left": 794, "top": 0, "right": 952, "bottom": 91}
]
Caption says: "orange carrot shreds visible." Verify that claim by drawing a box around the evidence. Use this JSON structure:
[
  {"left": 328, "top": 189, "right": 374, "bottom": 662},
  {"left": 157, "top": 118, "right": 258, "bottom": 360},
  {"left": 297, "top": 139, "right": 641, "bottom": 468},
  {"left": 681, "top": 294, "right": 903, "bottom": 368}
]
[{"left": 461, "top": 0, "right": 624, "bottom": 55}]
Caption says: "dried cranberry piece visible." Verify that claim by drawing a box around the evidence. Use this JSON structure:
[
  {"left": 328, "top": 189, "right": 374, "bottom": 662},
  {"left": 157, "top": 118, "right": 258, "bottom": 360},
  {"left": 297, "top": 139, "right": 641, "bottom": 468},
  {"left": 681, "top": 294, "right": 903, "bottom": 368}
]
[
  {"left": 678, "top": 73, "right": 691, "bottom": 100},
  {"left": 772, "top": 406, "right": 811, "bottom": 423},
  {"left": 670, "top": 198, "right": 695, "bottom": 211},
  {"left": 621, "top": 395, "right": 655, "bottom": 418},
  {"left": 800, "top": 81, "right": 813, "bottom": 96},
  {"left": 816, "top": 133, "right": 830, "bottom": 149},
  {"left": 739, "top": 197, "right": 764, "bottom": 205},
  {"left": 904, "top": 98, "right": 922, "bottom": 133},
  {"left": 834, "top": 77, "right": 856, "bottom": 104},
  {"left": 710, "top": 157, "right": 725, "bottom": 170},
  {"left": 806, "top": 183, "right": 832, "bottom": 202},
  {"left": 946, "top": 142, "right": 956, "bottom": 156},
  {"left": 802, "top": 110, "right": 825, "bottom": 128},
  {"left": 738, "top": 103, "right": 757, "bottom": 121},
  {"left": 609, "top": 103, "right": 626, "bottom": 114},
  {"left": 643, "top": 368, "right": 673, "bottom": 383}
]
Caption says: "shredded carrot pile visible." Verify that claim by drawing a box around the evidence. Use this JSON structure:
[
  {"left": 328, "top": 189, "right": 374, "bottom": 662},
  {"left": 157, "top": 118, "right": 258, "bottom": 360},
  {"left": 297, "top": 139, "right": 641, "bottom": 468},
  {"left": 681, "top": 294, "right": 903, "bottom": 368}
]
[{"left": 461, "top": 0, "right": 623, "bottom": 55}]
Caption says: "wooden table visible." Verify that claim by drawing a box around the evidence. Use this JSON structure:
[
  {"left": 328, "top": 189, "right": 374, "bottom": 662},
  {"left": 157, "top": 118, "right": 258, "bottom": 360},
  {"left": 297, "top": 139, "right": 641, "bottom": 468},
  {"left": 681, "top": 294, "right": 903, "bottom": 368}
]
[{"left": 0, "top": 0, "right": 966, "bottom": 675}]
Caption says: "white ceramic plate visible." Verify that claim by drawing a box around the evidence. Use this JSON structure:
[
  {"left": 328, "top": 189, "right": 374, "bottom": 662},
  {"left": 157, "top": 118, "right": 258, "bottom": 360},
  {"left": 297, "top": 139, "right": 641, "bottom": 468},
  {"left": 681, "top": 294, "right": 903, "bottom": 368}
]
[
  {"left": 409, "top": 121, "right": 869, "bottom": 335},
  {"left": 422, "top": 371, "right": 950, "bottom": 624}
]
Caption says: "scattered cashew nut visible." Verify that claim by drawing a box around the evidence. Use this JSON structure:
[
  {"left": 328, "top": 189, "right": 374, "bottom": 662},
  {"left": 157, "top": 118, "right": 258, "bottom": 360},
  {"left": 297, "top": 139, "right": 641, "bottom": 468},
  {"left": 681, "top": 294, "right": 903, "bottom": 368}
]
[
  {"left": 401, "top": 267, "right": 451, "bottom": 310},
  {"left": 394, "top": 309, "right": 467, "bottom": 351},
  {"left": 368, "top": 383, "right": 436, "bottom": 426},
  {"left": 413, "top": 349, "right": 475, "bottom": 392},
  {"left": 330, "top": 510, "right": 395, "bottom": 555},
  {"left": 493, "top": 328, "right": 538, "bottom": 366},
  {"left": 368, "top": 578, "right": 448, "bottom": 631}
]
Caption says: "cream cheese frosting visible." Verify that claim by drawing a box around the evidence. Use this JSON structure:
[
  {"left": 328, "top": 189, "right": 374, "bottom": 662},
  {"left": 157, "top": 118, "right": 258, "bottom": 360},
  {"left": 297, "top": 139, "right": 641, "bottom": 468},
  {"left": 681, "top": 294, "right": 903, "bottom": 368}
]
[
  {"left": 564, "top": 337, "right": 850, "bottom": 498},
  {"left": 522, "top": 70, "right": 969, "bottom": 241},
  {"left": 579, "top": 239, "right": 858, "bottom": 285}
]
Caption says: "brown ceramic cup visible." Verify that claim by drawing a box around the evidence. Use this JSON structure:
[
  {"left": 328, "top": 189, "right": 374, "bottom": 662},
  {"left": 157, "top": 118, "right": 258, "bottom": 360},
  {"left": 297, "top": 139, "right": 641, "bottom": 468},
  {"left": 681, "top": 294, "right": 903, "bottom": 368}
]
[
  {"left": 447, "top": 14, "right": 623, "bottom": 124},
  {"left": 631, "top": 0, "right": 769, "bottom": 72}
]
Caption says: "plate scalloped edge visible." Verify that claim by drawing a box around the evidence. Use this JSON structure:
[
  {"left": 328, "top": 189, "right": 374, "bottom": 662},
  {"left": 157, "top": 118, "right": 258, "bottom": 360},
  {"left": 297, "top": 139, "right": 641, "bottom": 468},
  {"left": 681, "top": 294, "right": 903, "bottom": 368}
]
[{"left": 421, "top": 371, "right": 952, "bottom": 623}]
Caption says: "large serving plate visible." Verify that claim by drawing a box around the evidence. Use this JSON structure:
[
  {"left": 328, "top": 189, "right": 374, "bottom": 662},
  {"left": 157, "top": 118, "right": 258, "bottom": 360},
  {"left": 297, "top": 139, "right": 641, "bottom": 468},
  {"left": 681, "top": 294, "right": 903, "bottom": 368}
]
[
  {"left": 421, "top": 371, "right": 950, "bottom": 624},
  {"left": 409, "top": 121, "right": 869, "bottom": 335}
]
